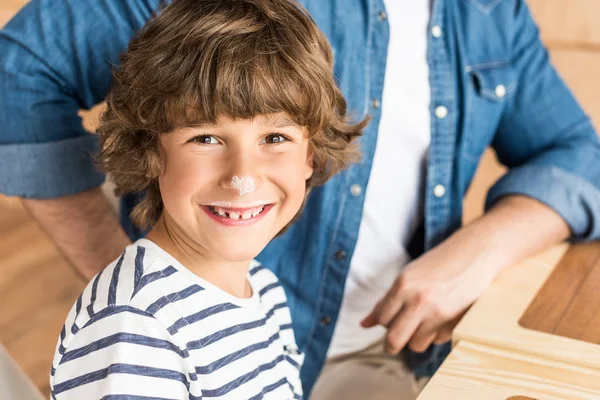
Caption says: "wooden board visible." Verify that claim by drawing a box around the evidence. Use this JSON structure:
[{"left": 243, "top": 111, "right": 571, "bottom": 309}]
[
  {"left": 453, "top": 243, "right": 600, "bottom": 371},
  {"left": 529, "top": 0, "right": 600, "bottom": 47},
  {"left": 520, "top": 242, "right": 600, "bottom": 344},
  {"left": 417, "top": 341, "right": 600, "bottom": 400}
]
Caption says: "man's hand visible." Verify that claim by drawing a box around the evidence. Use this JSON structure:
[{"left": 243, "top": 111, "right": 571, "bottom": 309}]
[
  {"left": 361, "top": 195, "right": 570, "bottom": 354},
  {"left": 21, "top": 187, "right": 131, "bottom": 281}
]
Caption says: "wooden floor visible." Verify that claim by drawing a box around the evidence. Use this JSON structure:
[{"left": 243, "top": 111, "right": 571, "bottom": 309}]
[{"left": 1, "top": 0, "right": 600, "bottom": 397}]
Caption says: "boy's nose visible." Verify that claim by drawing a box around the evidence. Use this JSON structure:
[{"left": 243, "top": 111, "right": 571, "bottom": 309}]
[{"left": 219, "top": 154, "right": 264, "bottom": 195}]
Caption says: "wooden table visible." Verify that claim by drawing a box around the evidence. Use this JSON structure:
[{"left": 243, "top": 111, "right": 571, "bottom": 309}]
[
  {"left": 418, "top": 341, "right": 600, "bottom": 400},
  {"left": 418, "top": 241, "right": 600, "bottom": 399}
]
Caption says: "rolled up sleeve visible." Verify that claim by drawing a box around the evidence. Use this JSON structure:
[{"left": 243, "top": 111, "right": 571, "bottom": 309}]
[
  {"left": 486, "top": 1, "right": 600, "bottom": 241},
  {"left": 0, "top": 0, "right": 159, "bottom": 198}
]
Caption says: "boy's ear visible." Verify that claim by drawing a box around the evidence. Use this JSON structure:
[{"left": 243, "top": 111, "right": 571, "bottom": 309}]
[{"left": 305, "top": 147, "right": 315, "bottom": 180}]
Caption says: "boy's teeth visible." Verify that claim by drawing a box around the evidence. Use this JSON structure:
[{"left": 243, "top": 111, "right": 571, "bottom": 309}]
[{"left": 209, "top": 205, "right": 267, "bottom": 219}]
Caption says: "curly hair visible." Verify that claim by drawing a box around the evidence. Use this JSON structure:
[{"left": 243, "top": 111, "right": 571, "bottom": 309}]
[{"left": 97, "top": 0, "right": 368, "bottom": 229}]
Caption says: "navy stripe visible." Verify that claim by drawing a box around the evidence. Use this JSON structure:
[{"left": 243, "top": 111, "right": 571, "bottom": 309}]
[
  {"left": 50, "top": 366, "right": 56, "bottom": 376},
  {"left": 168, "top": 303, "right": 238, "bottom": 335},
  {"left": 195, "top": 332, "right": 279, "bottom": 375},
  {"left": 258, "top": 282, "right": 280, "bottom": 297},
  {"left": 187, "top": 318, "right": 267, "bottom": 350},
  {"left": 60, "top": 332, "right": 188, "bottom": 364},
  {"left": 87, "top": 269, "right": 104, "bottom": 318},
  {"left": 58, "top": 344, "right": 66, "bottom": 355},
  {"left": 201, "top": 355, "right": 285, "bottom": 397},
  {"left": 248, "top": 266, "right": 264, "bottom": 276},
  {"left": 71, "top": 296, "right": 83, "bottom": 334},
  {"left": 279, "top": 323, "right": 293, "bottom": 331},
  {"left": 132, "top": 265, "right": 178, "bottom": 299},
  {"left": 108, "top": 254, "right": 125, "bottom": 305},
  {"left": 248, "top": 377, "right": 288, "bottom": 400},
  {"left": 75, "top": 294, "right": 83, "bottom": 314},
  {"left": 53, "top": 363, "right": 190, "bottom": 395},
  {"left": 133, "top": 246, "right": 146, "bottom": 290},
  {"left": 145, "top": 285, "right": 204, "bottom": 315},
  {"left": 82, "top": 306, "right": 154, "bottom": 330},
  {"left": 265, "top": 302, "right": 287, "bottom": 320},
  {"left": 285, "top": 355, "right": 300, "bottom": 370},
  {"left": 102, "top": 396, "right": 179, "bottom": 400}
]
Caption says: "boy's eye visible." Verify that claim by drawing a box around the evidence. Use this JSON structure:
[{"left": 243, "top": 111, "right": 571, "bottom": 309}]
[
  {"left": 261, "top": 134, "right": 290, "bottom": 144},
  {"left": 189, "top": 135, "right": 219, "bottom": 145}
]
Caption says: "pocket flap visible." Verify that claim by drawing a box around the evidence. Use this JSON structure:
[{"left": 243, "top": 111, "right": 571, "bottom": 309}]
[{"left": 467, "top": 63, "right": 517, "bottom": 102}]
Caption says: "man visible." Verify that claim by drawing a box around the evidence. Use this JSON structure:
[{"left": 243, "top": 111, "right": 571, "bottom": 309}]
[{"left": 1, "top": 1, "right": 599, "bottom": 399}]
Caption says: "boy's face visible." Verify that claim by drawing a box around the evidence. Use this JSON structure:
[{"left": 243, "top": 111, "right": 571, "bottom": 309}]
[{"left": 157, "top": 113, "right": 313, "bottom": 262}]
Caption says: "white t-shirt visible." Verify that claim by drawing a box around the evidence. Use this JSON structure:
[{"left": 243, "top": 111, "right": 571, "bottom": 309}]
[
  {"left": 328, "top": 0, "right": 431, "bottom": 358},
  {"left": 51, "top": 239, "right": 303, "bottom": 399}
]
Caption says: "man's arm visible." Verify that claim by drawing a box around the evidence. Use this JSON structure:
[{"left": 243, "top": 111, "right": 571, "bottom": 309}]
[
  {"left": 21, "top": 188, "right": 130, "bottom": 280},
  {"left": 362, "top": 0, "right": 600, "bottom": 354},
  {"left": 362, "top": 195, "right": 570, "bottom": 353},
  {"left": 0, "top": 1, "right": 161, "bottom": 276}
]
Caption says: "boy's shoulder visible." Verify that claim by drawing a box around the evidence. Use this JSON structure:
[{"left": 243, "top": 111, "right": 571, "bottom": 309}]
[
  {"left": 248, "top": 261, "right": 289, "bottom": 306},
  {"left": 61, "top": 240, "right": 178, "bottom": 335}
]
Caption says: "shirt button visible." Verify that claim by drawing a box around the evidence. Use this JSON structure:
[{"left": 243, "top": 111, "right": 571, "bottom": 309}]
[
  {"left": 370, "top": 99, "right": 381, "bottom": 109},
  {"left": 495, "top": 84, "right": 507, "bottom": 98},
  {"left": 335, "top": 250, "right": 346, "bottom": 260},
  {"left": 378, "top": 11, "right": 387, "bottom": 21},
  {"left": 434, "top": 105, "right": 448, "bottom": 119},
  {"left": 433, "top": 184, "right": 446, "bottom": 198},
  {"left": 431, "top": 25, "right": 442, "bottom": 38},
  {"left": 320, "top": 316, "right": 332, "bottom": 326},
  {"left": 350, "top": 184, "right": 362, "bottom": 196}
]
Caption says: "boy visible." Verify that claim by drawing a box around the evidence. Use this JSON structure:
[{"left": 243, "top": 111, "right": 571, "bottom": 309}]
[{"left": 49, "top": 0, "right": 366, "bottom": 398}]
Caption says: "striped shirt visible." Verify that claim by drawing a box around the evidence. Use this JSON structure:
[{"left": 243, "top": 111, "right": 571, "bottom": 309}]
[{"left": 50, "top": 239, "right": 304, "bottom": 399}]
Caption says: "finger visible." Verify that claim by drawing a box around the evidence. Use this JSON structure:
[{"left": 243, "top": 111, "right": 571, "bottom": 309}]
[
  {"left": 408, "top": 320, "right": 442, "bottom": 353},
  {"left": 384, "top": 302, "right": 427, "bottom": 355},
  {"left": 433, "top": 327, "right": 452, "bottom": 345},
  {"left": 360, "top": 300, "right": 382, "bottom": 328},
  {"left": 432, "top": 312, "right": 465, "bottom": 344},
  {"left": 375, "top": 278, "right": 407, "bottom": 327}
]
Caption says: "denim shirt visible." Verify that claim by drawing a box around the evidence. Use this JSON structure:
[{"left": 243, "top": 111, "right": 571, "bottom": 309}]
[{"left": 2, "top": 0, "right": 600, "bottom": 396}]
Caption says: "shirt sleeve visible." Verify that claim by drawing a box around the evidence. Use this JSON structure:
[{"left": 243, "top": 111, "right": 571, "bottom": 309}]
[
  {"left": 0, "top": 0, "right": 161, "bottom": 198},
  {"left": 50, "top": 306, "right": 191, "bottom": 399},
  {"left": 486, "top": 0, "right": 600, "bottom": 241}
]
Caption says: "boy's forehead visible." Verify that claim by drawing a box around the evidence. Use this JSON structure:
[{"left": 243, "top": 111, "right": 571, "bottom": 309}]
[{"left": 196, "top": 113, "right": 304, "bottom": 129}]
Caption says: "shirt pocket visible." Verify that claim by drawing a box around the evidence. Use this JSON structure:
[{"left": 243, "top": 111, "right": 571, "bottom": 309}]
[{"left": 463, "top": 63, "right": 517, "bottom": 161}]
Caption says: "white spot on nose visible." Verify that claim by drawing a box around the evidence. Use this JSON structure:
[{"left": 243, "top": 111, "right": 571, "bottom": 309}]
[{"left": 231, "top": 176, "right": 255, "bottom": 196}]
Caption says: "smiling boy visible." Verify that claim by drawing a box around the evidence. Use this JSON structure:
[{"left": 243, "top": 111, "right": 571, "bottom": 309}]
[{"left": 49, "top": 0, "right": 366, "bottom": 398}]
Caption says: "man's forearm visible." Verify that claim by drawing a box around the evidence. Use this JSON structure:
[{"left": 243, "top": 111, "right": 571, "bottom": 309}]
[
  {"left": 21, "top": 187, "right": 131, "bottom": 281},
  {"left": 450, "top": 194, "right": 571, "bottom": 282}
]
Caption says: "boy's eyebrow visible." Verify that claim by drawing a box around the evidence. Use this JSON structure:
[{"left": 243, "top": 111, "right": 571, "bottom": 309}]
[{"left": 262, "top": 114, "right": 302, "bottom": 129}]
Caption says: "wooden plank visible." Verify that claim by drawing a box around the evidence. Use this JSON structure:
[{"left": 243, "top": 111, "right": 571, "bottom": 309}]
[
  {"left": 0, "top": 196, "right": 84, "bottom": 397},
  {"left": 529, "top": 0, "right": 600, "bottom": 48},
  {"left": 417, "top": 341, "right": 600, "bottom": 400},
  {"left": 554, "top": 248, "right": 600, "bottom": 343},
  {"left": 552, "top": 50, "right": 600, "bottom": 132},
  {"left": 519, "top": 242, "right": 600, "bottom": 337}
]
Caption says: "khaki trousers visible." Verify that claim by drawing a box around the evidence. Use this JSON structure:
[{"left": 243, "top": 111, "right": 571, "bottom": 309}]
[{"left": 310, "top": 341, "right": 429, "bottom": 400}]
